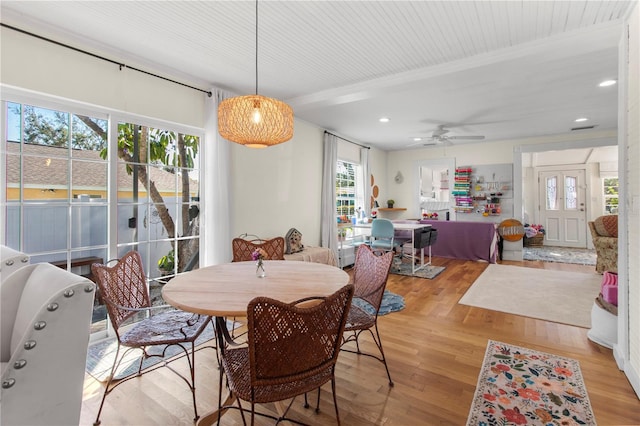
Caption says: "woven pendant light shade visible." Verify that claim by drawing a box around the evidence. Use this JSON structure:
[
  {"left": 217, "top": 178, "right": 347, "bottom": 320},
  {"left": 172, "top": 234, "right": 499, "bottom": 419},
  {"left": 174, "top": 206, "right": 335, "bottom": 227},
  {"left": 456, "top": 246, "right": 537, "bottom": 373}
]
[{"left": 218, "top": 94, "right": 294, "bottom": 148}]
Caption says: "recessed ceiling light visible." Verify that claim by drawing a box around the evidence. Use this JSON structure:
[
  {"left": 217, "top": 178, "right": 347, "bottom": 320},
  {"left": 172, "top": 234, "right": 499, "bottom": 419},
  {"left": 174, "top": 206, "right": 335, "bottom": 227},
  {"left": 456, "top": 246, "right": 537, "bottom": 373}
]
[
  {"left": 379, "top": 117, "right": 390, "bottom": 123},
  {"left": 413, "top": 137, "right": 422, "bottom": 141},
  {"left": 575, "top": 117, "right": 589, "bottom": 122},
  {"left": 599, "top": 80, "right": 617, "bottom": 87}
]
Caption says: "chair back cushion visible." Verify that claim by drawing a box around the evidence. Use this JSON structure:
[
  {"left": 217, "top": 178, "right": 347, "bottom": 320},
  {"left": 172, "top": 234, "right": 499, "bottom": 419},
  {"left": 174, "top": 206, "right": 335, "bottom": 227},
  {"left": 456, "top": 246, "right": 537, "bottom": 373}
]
[
  {"left": 91, "top": 251, "right": 150, "bottom": 329},
  {"left": 232, "top": 237, "right": 285, "bottom": 262},
  {"left": 247, "top": 284, "right": 353, "bottom": 385},
  {"left": 594, "top": 215, "right": 618, "bottom": 237},
  {"left": 1, "top": 245, "right": 30, "bottom": 285},
  {"left": 352, "top": 245, "right": 394, "bottom": 309},
  {"left": 1, "top": 263, "right": 94, "bottom": 426},
  {"left": 1, "top": 265, "right": 37, "bottom": 362}
]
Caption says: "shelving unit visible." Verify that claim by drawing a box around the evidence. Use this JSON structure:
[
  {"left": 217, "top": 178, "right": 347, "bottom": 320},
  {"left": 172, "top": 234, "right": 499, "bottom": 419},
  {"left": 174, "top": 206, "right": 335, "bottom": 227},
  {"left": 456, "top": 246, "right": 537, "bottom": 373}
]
[
  {"left": 466, "top": 164, "right": 514, "bottom": 222},
  {"left": 452, "top": 167, "right": 473, "bottom": 214},
  {"left": 379, "top": 207, "right": 407, "bottom": 211}
]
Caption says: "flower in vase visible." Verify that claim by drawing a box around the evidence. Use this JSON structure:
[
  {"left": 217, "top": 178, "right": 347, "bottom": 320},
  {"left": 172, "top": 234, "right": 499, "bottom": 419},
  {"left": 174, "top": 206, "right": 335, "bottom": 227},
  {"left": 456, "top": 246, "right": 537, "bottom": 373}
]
[
  {"left": 251, "top": 248, "right": 267, "bottom": 261},
  {"left": 371, "top": 210, "right": 378, "bottom": 219}
]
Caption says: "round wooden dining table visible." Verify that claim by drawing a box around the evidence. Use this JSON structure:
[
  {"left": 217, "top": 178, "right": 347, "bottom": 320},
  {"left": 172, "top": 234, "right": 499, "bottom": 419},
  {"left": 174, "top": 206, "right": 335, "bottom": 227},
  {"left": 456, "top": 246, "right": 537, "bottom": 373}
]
[
  {"left": 162, "top": 260, "right": 350, "bottom": 426},
  {"left": 163, "top": 260, "right": 349, "bottom": 317}
]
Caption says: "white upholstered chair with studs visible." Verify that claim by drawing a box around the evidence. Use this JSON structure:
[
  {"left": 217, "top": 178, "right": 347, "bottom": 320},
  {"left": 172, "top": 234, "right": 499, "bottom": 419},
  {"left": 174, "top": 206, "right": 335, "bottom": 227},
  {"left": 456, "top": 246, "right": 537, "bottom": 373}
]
[
  {"left": 1, "top": 245, "right": 30, "bottom": 284},
  {"left": 1, "top": 262, "right": 95, "bottom": 426}
]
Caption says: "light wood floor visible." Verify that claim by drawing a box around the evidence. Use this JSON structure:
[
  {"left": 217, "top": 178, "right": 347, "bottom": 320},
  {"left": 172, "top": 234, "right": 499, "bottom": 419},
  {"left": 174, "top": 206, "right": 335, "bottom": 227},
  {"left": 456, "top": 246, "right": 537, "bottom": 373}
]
[{"left": 80, "top": 258, "right": 640, "bottom": 425}]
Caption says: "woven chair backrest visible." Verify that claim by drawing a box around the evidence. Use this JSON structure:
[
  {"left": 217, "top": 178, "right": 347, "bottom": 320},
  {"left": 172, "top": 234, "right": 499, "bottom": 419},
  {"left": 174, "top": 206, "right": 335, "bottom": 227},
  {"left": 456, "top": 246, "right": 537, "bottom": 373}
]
[
  {"left": 91, "top": 251, "right": 150, "bottom": 330},
  {"left": 232, "top": 237, "right": 285, "bottom": 262},
  {"left": 352, "top": 245, "right": 393, "bottom": 310},
  {"left": 247, "top": 284, "right": 354, "bottom": 387}
]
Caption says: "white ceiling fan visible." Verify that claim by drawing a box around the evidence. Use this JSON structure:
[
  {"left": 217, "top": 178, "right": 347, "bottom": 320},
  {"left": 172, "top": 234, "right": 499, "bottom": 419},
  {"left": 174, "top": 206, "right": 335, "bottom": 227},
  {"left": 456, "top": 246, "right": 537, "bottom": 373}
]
[{"left": 409, "top": 125, "right": 485, "bottom": 146}]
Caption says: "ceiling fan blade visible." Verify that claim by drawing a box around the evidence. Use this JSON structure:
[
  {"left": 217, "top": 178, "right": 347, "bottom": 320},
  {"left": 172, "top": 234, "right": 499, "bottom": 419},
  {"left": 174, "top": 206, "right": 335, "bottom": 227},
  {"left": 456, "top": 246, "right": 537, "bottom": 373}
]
[
  {"left": 447, "top": 135, "right": 485, "bottom": 140},
  {"left": 432, "top": 125, "right": 450, "bottom": 137},
  {"left": 408, "top": 140, "right": 439, "bottom": 147}
]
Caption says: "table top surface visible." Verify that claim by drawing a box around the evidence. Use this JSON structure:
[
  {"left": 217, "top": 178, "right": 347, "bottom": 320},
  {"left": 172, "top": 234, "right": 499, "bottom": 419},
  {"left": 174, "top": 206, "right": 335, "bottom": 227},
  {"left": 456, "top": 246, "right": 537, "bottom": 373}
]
[{"left": 162, "top": 260, "right": 350, "bottom": 317}]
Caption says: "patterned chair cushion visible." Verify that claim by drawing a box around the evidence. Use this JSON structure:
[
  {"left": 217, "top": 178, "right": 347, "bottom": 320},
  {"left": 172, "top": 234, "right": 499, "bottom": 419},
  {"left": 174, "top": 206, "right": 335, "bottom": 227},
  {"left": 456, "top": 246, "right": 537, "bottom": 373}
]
[
  {"left": 285, "top": 228, "right": 304, "bottom": 254},
  {"left": 594, "top": 215, "right": 618, "bottom": 237}
]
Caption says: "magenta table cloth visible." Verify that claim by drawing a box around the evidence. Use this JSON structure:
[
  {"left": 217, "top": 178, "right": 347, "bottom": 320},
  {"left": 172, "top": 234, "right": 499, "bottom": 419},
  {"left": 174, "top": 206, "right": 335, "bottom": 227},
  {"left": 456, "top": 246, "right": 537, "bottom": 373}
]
[{"left": 418, "top": 219, "right": 498, "bottom": 263}]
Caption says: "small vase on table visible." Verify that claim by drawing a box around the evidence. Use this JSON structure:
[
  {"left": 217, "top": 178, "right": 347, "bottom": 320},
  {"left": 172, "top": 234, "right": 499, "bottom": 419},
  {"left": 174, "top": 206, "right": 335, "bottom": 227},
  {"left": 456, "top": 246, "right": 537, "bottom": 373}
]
[{"left": 256, "top": 259, "right": 266, "bottom": 278}]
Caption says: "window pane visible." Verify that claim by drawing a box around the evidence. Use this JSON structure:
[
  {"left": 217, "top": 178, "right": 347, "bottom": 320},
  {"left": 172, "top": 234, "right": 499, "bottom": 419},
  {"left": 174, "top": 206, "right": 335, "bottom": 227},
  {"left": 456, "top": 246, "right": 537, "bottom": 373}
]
[
  {"left": 71, "top": 114, "right": 108, "bottom": 154},
  {"left": 564, "top": 176, "right": 577, "bottom": 210},
  {"left": 545, "top": 176, "right": 558, "bottom": 210},
  {"left": 23, "top": 204, "right": 68, "bottom": 252},
  {"left": 117, "top": 162, "right": 148, "bottom": 204},
  {"left": 604, "top": 177, "right": 619, "bottom": 214},
  {"left": 150, "top": 165, "right": 176, "bottom": 196},
  {"left": 23, "top": 154, "right": 68, "bottom": 201},
  {"left": 71, "top": 205, "right": 108, "bottom": 248},
  {"left": 5, "top": 153, "right": 20, "bottom": 201},
  {"left": 336, "top": 161, "right": 357, "bottom": 217},
  {"left": 22, "top": 105, "right": 70, "bottom": 149},
  {"left": 72, "top": 160, "right": 107, "bottom": 201},
  {"left": 117, "top": 203, "right": 146, "bottom": 244}
]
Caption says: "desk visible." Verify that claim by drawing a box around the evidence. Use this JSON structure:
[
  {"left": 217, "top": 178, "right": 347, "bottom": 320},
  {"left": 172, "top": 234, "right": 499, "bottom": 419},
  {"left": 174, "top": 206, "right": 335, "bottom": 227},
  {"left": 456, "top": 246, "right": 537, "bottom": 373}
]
[
  {"left": 354, "top": 222, "right": 432, "bottom": 274},
  {"left": 162, "top": 260, "right": 349, "bottom": 426},
  {"left": 418, "top": 220, "right": 498, "bottom": 263}
]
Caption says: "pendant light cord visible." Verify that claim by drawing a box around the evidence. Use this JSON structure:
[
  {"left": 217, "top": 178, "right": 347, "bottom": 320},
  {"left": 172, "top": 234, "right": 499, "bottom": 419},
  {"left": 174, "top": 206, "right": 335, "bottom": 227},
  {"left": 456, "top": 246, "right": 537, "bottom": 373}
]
[{"left": 255, "top": 0, "right": 259, "bottom": 95}]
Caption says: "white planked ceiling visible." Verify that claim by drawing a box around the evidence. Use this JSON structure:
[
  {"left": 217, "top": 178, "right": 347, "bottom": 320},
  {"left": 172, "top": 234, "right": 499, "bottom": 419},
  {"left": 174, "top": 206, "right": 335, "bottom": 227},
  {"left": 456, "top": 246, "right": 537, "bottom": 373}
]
[{"left": 0, "top": 1, "right": 633, "bottom": 154}]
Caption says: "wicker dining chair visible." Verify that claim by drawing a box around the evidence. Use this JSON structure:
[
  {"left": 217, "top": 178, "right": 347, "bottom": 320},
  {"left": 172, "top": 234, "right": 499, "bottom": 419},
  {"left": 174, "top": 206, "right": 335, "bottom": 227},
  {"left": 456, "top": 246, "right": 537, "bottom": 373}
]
[
  {"left": 90, "top": 250, "right": 212, "bottom": 425},
  {"left": 341, "top": 244, "right": 395, "bottom": 386},
  {"left": 217, "top": 284, "right": 354, "bottom": 425},
  {"left": 232, "top": 235, "right": 285, "bottom": 262}
]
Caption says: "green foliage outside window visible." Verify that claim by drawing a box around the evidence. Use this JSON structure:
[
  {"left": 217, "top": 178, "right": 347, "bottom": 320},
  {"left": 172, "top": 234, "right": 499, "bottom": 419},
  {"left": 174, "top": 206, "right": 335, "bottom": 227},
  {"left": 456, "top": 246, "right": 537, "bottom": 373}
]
[{"left": 604, "top": 178, "right": 619, "bottom": 214}]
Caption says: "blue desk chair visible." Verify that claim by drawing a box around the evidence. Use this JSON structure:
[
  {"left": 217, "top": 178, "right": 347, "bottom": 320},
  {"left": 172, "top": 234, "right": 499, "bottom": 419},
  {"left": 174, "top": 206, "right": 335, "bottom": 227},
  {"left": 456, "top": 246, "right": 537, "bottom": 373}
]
[{"left": 369, "top": 218, "right": 396, "bottom": 252}]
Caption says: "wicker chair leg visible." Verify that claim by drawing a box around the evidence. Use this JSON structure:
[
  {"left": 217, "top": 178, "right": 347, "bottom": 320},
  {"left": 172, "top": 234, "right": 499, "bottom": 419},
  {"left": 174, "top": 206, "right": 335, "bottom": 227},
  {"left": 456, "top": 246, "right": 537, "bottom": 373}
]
[
  {"left": 188, "top": 341, "right": 199, "bottom": 421},
  {"left": 303, "top": 392, "right": 310, "bottom": 408},
  {"left": 315, "top": 387, "right": 321, "bottom": 413},
  {"left": 331, "top": 378, "right": 341, "bottom": 426},
  {"left": 93, "top": 343, "right": 124, "bottom": 426},
  {"left": 372, "top": 324, "right": 394, "bottom": 387}
]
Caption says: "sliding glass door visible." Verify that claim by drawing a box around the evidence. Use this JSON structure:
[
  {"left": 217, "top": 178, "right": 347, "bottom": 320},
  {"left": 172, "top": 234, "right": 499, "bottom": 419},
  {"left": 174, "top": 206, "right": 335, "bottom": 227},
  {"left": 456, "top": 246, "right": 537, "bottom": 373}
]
[{"left": 2, "top": 98, "right": 201, "bottom": 339}]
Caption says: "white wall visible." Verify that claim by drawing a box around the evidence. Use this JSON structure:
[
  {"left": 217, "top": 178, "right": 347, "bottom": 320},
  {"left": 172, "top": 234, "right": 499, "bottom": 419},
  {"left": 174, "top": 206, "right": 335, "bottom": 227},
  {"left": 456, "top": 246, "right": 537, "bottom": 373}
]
[
  {"left": 0, "top": 27, "right": 204, "bottom": 127},
  {"left": 229, "top": 119, "right": 325, "bottom": 246},
  {"left": 620, "top": 0, "right": 640, "bottom": 398}
]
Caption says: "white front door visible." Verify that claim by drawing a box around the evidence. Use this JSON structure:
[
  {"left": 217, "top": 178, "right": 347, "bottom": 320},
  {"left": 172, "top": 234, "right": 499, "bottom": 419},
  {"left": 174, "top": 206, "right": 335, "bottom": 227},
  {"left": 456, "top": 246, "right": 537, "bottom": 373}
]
[{"left": 537, "top": 169, "right": 587, "bottom": 248}]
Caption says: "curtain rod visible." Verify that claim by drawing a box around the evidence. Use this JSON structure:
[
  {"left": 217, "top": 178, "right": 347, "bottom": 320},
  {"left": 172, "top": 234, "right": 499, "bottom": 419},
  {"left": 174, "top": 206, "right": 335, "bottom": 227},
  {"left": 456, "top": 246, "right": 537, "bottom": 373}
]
[
  {"left": 324, "top": 131, "right": 370, "bottom": 149},
  {"left": 1, "top": 23, "right": 213, "bottom": 97}
]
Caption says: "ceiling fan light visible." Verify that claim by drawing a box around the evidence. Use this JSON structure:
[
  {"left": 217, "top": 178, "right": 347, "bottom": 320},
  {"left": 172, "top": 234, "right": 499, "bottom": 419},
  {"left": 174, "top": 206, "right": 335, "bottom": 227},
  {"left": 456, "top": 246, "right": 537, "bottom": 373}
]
[{"left": 218, "top": 94, "right": 294, "bottom": 148}]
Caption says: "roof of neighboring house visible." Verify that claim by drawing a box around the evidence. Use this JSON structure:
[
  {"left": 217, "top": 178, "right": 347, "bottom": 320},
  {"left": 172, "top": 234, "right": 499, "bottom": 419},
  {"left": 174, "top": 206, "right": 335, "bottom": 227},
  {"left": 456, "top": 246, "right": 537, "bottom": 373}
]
[{"left": 5, "top": 142, "right": 199, "bottom": 194}]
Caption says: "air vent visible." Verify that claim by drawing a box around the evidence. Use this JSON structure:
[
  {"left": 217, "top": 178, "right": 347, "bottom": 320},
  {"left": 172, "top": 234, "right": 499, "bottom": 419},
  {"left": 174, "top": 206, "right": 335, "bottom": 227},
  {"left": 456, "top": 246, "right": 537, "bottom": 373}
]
[{"left": 571, "top": 125, "right": 598, "bottom": 131}]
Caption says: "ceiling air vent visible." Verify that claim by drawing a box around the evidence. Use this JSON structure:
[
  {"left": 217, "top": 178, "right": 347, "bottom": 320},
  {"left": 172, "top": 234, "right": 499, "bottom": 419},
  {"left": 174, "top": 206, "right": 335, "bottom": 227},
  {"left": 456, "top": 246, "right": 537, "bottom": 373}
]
[{"left": 571, "top": 125, "right": 598, "bottom": 131}]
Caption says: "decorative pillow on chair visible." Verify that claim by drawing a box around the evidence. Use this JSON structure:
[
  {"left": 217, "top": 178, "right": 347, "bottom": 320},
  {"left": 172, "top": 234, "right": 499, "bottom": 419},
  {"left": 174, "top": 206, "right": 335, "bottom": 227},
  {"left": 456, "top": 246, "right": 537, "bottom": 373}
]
[
  {"left": 594, "top": 215, "right": 618, "bottom": 237},
  {"left": 285, "top": 228, "right": 304, "bottom": 254}
]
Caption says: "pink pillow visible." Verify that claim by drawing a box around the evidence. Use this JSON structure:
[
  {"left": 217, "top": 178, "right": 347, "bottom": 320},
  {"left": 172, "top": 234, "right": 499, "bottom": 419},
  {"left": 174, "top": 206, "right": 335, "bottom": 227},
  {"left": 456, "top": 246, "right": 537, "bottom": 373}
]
[{"left": 601, "top": 272, "right": 618, "bottom": 306}]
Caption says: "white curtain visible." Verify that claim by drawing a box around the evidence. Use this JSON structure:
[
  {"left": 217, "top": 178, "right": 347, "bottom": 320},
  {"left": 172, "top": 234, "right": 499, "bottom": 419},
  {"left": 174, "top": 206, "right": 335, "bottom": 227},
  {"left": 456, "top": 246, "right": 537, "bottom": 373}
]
[
  {"left": 202, "top": 88, "right": 233, "bottom": 266},
  {"left": 360, "top": 147, "right": 371, "bottom": 217},
  {"left": 321, "top": 133, "right": 338, "bottom": 261}
]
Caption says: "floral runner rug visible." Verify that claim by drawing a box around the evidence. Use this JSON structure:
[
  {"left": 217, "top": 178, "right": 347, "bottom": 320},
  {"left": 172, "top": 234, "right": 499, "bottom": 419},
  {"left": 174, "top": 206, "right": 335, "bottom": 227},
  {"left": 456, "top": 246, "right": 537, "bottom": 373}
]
[{"left": 467, "top": 340, "right": 596, "bottom": 425}]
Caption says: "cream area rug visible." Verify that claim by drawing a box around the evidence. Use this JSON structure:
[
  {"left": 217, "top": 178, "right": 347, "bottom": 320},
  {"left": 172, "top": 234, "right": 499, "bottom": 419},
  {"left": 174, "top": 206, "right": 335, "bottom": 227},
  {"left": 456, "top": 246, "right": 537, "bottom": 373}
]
[{"left": 459, "top": 264, "right": 601, "bottom": 328}]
